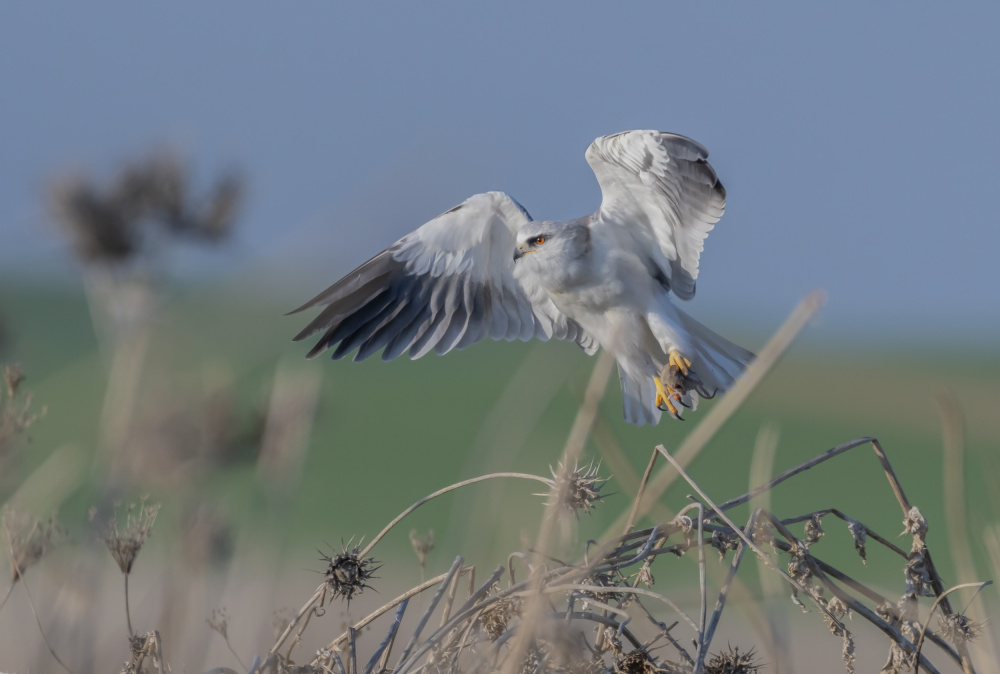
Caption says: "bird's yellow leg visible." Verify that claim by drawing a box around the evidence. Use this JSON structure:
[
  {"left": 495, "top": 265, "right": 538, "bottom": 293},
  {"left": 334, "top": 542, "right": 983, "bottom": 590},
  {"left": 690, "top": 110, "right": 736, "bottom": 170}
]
[
  {"left": 668, "top": 349, "right": 692, "bottom": 377},
  {"left": 654, "top": 376, "right": 681, "bottom": 418}
]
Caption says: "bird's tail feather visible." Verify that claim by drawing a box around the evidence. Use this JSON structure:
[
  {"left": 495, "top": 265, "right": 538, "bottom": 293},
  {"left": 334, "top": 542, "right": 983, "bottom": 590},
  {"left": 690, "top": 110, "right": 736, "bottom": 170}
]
[
  {"left": 676, "top": 309, "right": 754, "bottom": 396},
  {"left": 617, "top": 362, "right": 661, "bottom": 427}
]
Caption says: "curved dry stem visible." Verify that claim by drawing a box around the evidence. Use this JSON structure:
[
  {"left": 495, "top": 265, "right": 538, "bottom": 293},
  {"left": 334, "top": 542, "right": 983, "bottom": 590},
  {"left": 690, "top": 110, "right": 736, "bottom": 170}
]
[
  {"left": 124, "top": 573, "right": 133, "bottom": 637},
  {"left": 18, "top": 572, "right": 73, "bottom": 673},
  {"left": 360, "top": 472, "right": 551, "bottom": 558}
]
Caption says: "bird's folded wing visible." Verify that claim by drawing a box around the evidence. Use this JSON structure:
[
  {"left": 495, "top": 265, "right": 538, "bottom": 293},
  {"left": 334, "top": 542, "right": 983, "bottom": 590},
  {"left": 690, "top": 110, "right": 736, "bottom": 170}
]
[
  {"left": 290, "top": 191, "right": 594, "bottom": 361},
  {"left": 585, "top": 130, "right": 726, "bottom": 300}
]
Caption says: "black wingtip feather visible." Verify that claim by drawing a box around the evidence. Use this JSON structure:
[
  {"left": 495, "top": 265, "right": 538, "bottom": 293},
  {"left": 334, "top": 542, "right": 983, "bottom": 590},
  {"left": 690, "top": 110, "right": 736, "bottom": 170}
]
[{"left": 286, "top": 249, "right": 402, "bottom": 319}]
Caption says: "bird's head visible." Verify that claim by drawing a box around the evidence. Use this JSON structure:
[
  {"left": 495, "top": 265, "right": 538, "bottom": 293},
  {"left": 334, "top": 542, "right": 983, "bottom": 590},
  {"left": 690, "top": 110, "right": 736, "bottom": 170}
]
[{"left": 514, "top": 220, "right": 590, "bottom": 264}]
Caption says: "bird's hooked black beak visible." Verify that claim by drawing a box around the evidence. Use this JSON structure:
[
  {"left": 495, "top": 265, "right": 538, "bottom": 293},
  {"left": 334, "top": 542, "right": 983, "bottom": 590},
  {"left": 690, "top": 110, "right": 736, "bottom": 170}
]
[{"left": 513, "top": 248, "right": 525, "bottom": 262}]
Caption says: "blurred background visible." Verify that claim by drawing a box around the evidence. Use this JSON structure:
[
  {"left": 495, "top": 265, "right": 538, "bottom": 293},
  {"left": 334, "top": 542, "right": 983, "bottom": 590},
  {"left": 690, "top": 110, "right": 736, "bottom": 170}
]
[{"left": 1, "top": 3, "right": 998, "bottom": 672}]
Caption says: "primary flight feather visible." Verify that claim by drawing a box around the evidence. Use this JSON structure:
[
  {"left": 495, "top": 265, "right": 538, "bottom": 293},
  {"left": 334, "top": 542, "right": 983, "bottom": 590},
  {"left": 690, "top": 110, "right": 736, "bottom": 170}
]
[{"left": 291, "top": 130, "right": 753, "bottom": 425}]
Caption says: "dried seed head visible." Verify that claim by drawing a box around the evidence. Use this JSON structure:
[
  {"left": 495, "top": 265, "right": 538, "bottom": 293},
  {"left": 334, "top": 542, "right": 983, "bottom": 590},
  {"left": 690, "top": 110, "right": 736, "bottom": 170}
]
[
  {"left": 547, "top": 461, "right": 608, "bottom": 517},
  {"left": 3, "top": 364, "right": 24, "bottom": 399},
  {"left": 937, "top": 613, "right": 984, "bottom": 646},
  {"left": 710, "top": 529, "right": 740, "bottom": 560},
  {"left": 845, "top": 517, "right": 867, "bottom": 564},
  {"left": 704, "top": 645, "right": 761, "bottom": 674},
  {"left": 822, "top": 595, "right": 852, "bottom": 657},
  {"left": 786, "top": 542, "right": 813, "bottom": 585},
  {"left": 804, "top": 514, "right": 824, "bottom": 544},
  {"left": 875, "top": 600, "right": 896, "bottom": 623},
  {"left": 476, "top": 596, "right": 520, "bottom": 641},
  {"left": 635, "top": 560, "right": 655, "bottom": 587},
  {"left": 614, "top": 647, "right": 669, "bottom": 674},
  {"left": 904, "top": 549, "right": 935, "bottom": 598},
  {"left": 2, "top": 504, "right": 65, "bottom": 582},
  {"left": 884, "top": 619, "right": 921, "bottom": 672},
  {"left": 583, "top": 569, "right": 626, "bottom": 605},
  {"left": 826, "top": 596, "right": 849, "bottom": 622},
  {"left": 102, "top": 499, "right": 161, "bottom": 574},
  {"left": 206, "top": 607, "right": 230, "bottom": 639},
  {"left": 409, "top": 528, "right": 434, "bottom": 568},
  {"left": 321, "top": 544, "right": 379, "bottom": 604},
  {"left": 841, "top": 630, "right": 856, "bottom": 674},
  {"left": 902, "top": 506, "right": 927, "bottom": 538}
]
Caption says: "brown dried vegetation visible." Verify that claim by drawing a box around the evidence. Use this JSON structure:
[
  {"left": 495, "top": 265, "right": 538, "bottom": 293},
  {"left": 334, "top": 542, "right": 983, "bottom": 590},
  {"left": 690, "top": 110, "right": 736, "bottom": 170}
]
[{"left": 0, "top": 294, "right": 996, "bottom": 673}]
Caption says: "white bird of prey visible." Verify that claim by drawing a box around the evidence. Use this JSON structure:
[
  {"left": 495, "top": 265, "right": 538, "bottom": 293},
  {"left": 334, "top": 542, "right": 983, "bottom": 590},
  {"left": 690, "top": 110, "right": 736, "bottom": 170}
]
[{"left": 291, "top": 130, "right": 753, "bottom": 425}]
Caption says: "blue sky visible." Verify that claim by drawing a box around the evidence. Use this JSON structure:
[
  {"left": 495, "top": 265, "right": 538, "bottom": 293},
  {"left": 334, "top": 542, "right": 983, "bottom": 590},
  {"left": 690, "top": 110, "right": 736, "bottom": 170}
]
[{"left": 2, "top": 3, "right": 999, "bottom": 341}]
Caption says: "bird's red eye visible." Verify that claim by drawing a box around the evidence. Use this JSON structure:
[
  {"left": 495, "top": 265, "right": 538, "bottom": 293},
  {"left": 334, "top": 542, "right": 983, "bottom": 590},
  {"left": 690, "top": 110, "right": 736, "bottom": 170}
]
[{"left": 535, "top": 236, "right": 546, "bottom": 245}]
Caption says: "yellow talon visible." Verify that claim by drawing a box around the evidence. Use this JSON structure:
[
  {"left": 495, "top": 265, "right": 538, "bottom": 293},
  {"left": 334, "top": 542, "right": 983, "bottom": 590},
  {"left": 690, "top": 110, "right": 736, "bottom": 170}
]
[
  {"left": 668, "top": 349, "right": 692, "bottom": 377},
  {"left": 654, "top": 376, "right": 668, "bottom": 405},
  {"left": 654, "top": 376, "right": 682, "bottom": 418}
]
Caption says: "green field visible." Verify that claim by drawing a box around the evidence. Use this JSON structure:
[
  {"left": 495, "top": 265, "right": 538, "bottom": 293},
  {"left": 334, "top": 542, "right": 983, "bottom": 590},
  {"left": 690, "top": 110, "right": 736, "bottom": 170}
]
[{"left": 2, "top": 275, "right": 998, "bottom": 586}]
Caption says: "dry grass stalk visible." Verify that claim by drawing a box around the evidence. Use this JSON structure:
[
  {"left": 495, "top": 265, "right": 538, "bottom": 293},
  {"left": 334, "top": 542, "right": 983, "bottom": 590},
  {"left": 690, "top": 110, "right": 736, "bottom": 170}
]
[
  {"left": 0, "top": 363, "right": 47, "bottom": 465},
  {"left": 102, "top": 498, "right": 162, "bottom": 637},
  {"left": 1, "top": 503, "right": 64, "bottom": 586},
  {"left": 207, "top": 607, "right": 247, "bottom": 671}
]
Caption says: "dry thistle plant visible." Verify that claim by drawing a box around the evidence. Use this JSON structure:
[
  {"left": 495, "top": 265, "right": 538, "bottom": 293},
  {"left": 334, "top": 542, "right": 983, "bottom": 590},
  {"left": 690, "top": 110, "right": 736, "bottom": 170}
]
[
  {"left": 546, "top": 460, "right": 609, "bottom": 518},
  {"left": 233, "top": 434, "right": 990, "bottom": 674},
  {"left": 102, "top": 498, "right": 162, "bottom": 637},
  {"left": 321, "top": 543, "right": 380, "bottom": 604}
]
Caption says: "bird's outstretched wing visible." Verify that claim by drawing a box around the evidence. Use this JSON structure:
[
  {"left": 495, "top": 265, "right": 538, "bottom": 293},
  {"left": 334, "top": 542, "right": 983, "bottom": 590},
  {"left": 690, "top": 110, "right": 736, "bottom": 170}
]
[
  {"left": 291, "top": 191, "right": 595, "bottom": 361},
  {"left": 585, "top": 130, "right": 726, "bottom": 300}
]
